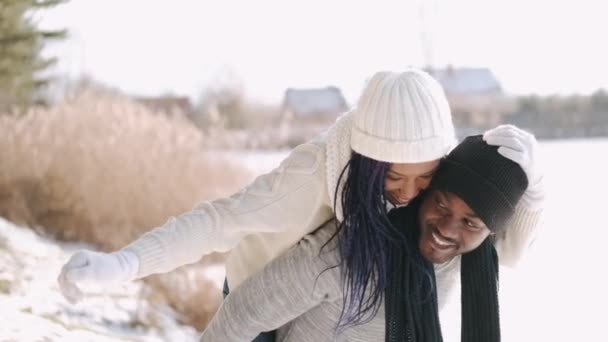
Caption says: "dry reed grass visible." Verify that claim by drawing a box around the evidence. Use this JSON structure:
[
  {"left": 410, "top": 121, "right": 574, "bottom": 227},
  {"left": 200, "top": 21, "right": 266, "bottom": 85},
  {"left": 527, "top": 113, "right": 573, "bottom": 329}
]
[{"left": 0, "top": 87, "right": 253, "bottom": 329}]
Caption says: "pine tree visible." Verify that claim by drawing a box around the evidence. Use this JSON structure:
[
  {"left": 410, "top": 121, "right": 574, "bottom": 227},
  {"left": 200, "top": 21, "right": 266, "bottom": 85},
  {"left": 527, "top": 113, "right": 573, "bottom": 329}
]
[{"left": 0, "top": 0, "right": 67, "bottom": 113}]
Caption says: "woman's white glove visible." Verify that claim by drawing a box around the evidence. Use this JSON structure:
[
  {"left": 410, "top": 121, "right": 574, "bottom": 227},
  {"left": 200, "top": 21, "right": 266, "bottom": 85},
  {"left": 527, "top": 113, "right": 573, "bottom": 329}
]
[
  {"left": 483, "top": 124, "right": 545, "bottom": 209},
  {"left": 57, "top": 250, "right": 140, "bottom": 304}
]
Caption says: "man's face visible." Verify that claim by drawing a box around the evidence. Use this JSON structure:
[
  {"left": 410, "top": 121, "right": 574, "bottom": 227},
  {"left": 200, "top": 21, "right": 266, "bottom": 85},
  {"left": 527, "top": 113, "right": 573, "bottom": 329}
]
[{"left": 418, "top": 190, "right": 491, "bottom": 264}]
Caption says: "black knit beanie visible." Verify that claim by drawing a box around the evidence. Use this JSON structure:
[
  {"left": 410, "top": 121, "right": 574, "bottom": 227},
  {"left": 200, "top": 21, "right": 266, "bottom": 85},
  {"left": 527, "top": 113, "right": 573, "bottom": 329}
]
[{"left": 429, "top": 135, "right": 528, "bottom": 233}]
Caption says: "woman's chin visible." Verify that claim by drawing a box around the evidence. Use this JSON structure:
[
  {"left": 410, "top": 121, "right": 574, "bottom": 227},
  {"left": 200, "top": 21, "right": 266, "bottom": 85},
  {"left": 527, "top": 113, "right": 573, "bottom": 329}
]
[{"left": 387, "top": 195, "right": 410, "bottom": 207}]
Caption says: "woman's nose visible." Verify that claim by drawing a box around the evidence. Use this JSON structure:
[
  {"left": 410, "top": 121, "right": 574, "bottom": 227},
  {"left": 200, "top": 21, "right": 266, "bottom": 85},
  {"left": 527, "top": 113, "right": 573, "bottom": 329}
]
[{"left": 400, "top": 180, "right": 420, "bottom": 201}]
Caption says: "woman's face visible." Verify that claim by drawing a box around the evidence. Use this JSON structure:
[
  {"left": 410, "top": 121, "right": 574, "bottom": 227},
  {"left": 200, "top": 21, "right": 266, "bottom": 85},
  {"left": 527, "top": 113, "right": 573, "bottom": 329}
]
[
  {"left": 418, "top": 190, "right": 491, "bottom": 264},
  {"left": 384, "top": 160, "right": 440, "bottom": 206}
]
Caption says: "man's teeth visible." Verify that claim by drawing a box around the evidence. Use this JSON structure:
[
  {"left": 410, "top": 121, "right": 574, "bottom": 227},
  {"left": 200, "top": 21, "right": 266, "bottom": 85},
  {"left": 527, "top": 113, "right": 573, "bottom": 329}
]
[{"left": 432, "top": 231, "right": 455, "bottom": 247}]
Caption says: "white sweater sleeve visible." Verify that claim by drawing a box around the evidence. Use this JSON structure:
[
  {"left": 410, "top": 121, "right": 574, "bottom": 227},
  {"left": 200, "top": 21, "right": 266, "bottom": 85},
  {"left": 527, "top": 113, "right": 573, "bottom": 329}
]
[
  {"left": 494, "top": 200, "right": 544, "bottom": 268},
  {"left": 199, "top": 224, "right": 341, "bottom": 342},
  {"left": 121, "top": 142, "right": 329, "bottom": 278}
]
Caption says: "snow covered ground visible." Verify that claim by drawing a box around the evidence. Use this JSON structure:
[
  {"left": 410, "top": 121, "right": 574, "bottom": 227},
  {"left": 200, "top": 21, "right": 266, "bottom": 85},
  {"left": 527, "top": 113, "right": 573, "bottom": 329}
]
[
  {"left": 0, "top": 218, "right": 201, "bottom": 341},
  {"left": 1, "top": 138, "right": 607, "bottom": 341}
]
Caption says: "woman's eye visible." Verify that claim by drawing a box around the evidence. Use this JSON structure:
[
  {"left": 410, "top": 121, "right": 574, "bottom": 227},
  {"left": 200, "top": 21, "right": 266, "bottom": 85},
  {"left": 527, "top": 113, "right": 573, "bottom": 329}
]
[{"left": 387, "top": 175, "right": 401, "bottom": 181}]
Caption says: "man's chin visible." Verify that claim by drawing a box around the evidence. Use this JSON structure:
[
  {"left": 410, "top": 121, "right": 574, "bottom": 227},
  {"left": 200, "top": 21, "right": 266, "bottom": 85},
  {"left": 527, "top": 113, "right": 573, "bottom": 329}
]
[
  {"left": 420, "top": 240, "right": 454, "bottom": 264},
  {"left": 422, "top": 253, "right": 445, "bottom": 264},
  {"left": 430, "top": 256, "right": 450, "bottom": 264}
]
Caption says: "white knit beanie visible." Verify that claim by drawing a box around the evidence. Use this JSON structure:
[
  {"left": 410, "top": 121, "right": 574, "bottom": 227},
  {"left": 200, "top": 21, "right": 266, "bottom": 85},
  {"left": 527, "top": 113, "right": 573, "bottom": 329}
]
[{"left": 350, "top": 69, "right": 457, "bottom": 163}]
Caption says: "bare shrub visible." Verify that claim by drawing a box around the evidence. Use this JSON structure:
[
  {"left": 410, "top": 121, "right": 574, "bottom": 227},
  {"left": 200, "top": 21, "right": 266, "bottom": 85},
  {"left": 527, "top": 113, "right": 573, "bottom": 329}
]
[
  {"left": 142, "top": 260, "right": 225, "bottom": 330},
  {"left": 0, "top": 86, "right": 252, "bottom": 329}
]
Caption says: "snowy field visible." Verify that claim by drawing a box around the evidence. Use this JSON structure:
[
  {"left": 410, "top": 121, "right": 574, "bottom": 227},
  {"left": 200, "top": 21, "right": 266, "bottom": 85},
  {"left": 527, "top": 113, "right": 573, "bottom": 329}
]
[
  {"left": 0, "top": 219, "right": 202, "bottom": 342},
  {"left": 234, "top": 138, "right": 608, "bottom": 342},
  {"left": 439, "top": 138, "right": 608, "bottom": 341},
  {"left": 1, "top": 138, "right": 607, "bottom": 341}
]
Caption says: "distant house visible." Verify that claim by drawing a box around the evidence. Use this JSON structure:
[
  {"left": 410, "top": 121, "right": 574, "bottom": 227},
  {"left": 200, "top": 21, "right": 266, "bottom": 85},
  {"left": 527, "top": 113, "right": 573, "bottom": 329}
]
[
  {"left": 280, "top": 86, "right": 348, "bottom": 123},
  {"left": 427, "top": 66, "right": 515, "bottom": 130},
  {"left": 135, "top": 95, "right": 193, "bottom": 115},
  {"left": 278, "top": 86, "right": 348, "bottom": 146}
]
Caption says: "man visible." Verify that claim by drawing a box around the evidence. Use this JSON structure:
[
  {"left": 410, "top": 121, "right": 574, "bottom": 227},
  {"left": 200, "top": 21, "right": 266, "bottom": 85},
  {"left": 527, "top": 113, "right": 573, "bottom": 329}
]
[{"left": 200, "top": 135, "right": 530, "bottom": 342}]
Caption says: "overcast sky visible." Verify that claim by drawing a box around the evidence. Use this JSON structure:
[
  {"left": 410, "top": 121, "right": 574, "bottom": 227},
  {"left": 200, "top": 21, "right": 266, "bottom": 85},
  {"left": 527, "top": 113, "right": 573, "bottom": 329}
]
[{"left": 39, "top": 0, "right": 607, "bottom": 103}]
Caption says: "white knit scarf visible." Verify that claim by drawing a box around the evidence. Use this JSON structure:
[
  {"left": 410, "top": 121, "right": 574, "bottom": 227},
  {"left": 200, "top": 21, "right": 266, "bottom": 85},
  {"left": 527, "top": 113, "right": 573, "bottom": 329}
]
[{"left": 324, "top": 110, "right": 355, "bottom": 222}]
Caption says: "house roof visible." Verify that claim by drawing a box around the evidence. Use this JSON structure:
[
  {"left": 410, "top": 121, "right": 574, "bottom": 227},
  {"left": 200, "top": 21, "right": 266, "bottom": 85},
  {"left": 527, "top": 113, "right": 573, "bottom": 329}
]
[
  {"left": 429, "top": 67, "right": 503, "bottom": 95},
  {"left": 282, "top": 86, "right": 347, "bottom": 115}
]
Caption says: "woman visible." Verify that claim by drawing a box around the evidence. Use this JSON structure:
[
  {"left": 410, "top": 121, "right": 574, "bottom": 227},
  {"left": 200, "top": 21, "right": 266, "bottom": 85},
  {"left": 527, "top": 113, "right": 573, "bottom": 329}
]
[
  {"left": 58, "top": 69, "right": 544, "bottom": 340},
  {"left": 199, "top": 135, "right": 529, "bottom": 341}
]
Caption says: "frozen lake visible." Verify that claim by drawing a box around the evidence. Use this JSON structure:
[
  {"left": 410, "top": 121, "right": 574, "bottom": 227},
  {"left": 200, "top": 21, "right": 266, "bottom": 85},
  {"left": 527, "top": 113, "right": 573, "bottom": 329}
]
[{"left": 497, "top": 138, "right": 608, "bottom": 342}]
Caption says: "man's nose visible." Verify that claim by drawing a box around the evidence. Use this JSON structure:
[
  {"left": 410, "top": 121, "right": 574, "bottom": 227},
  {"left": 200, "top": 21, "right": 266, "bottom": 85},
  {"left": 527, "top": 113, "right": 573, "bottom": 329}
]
[{"left": 436, "top": 216, "right": 459, "bottom": 239}]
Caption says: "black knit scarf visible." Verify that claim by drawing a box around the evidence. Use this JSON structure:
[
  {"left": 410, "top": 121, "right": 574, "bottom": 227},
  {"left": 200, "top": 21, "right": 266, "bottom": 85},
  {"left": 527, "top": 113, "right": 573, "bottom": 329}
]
[{"left": 384, "top": 205, "right": 500, "bottom": 342}]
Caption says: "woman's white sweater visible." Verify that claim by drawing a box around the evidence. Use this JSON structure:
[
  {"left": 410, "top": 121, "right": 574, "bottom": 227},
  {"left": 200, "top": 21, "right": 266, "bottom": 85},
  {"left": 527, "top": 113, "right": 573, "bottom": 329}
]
[{"left": 122, "top": 112, "right": 543, "bottom": 292}]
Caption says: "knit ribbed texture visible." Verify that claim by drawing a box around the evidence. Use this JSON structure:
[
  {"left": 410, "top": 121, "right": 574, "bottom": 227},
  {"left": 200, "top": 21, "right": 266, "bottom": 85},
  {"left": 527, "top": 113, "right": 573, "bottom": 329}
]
[
  {"left": 430, "top": 135, "right": 528, "bottom": 233},
  {"left": 351, "top": 69, "right": 457, "bottom": 163},
  {"left": 122, "top": 234, "right": 167, "bottom": 278},
  {"left": 385, "top": 203, "right": 443, "bottom": 342},
  {"left": 508, "top": 202, "right": 543, "bottom": 241},
  {"left": 460, "top": 240, "right": 500, "bottom": 342},
  {"left": 495, "top": 201, "right": 543, "bottom": 267},
  {"left": 122, "top": 214, "right": 224, "bottom": 278},
  {"left": 324, "top": 111, "right": 355, "bottom": 221},
  {"left": 198, "top": 201, "right": 541, "bottom": 341},
  {"left": 110, "top": 250, "right": 140, "bottom": 282},
  {"left": 385, "top": 202, "right": 502, "bottom": 342},
  {"left": 324, "top": 70, "right": 458, "bottom": 219},
  {"left": 385, "top": 135, "right": 532, "bottom": 342}
]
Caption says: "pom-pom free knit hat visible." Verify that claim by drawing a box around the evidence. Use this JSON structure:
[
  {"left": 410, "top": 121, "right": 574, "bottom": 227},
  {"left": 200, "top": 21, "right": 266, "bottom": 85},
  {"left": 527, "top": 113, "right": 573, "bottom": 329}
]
[
  {"left": 350, "top": 69, "right": 457, "bottom": 163},
  {"left": 430, "top": 135, "right": 529, "bottom": 232}
]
